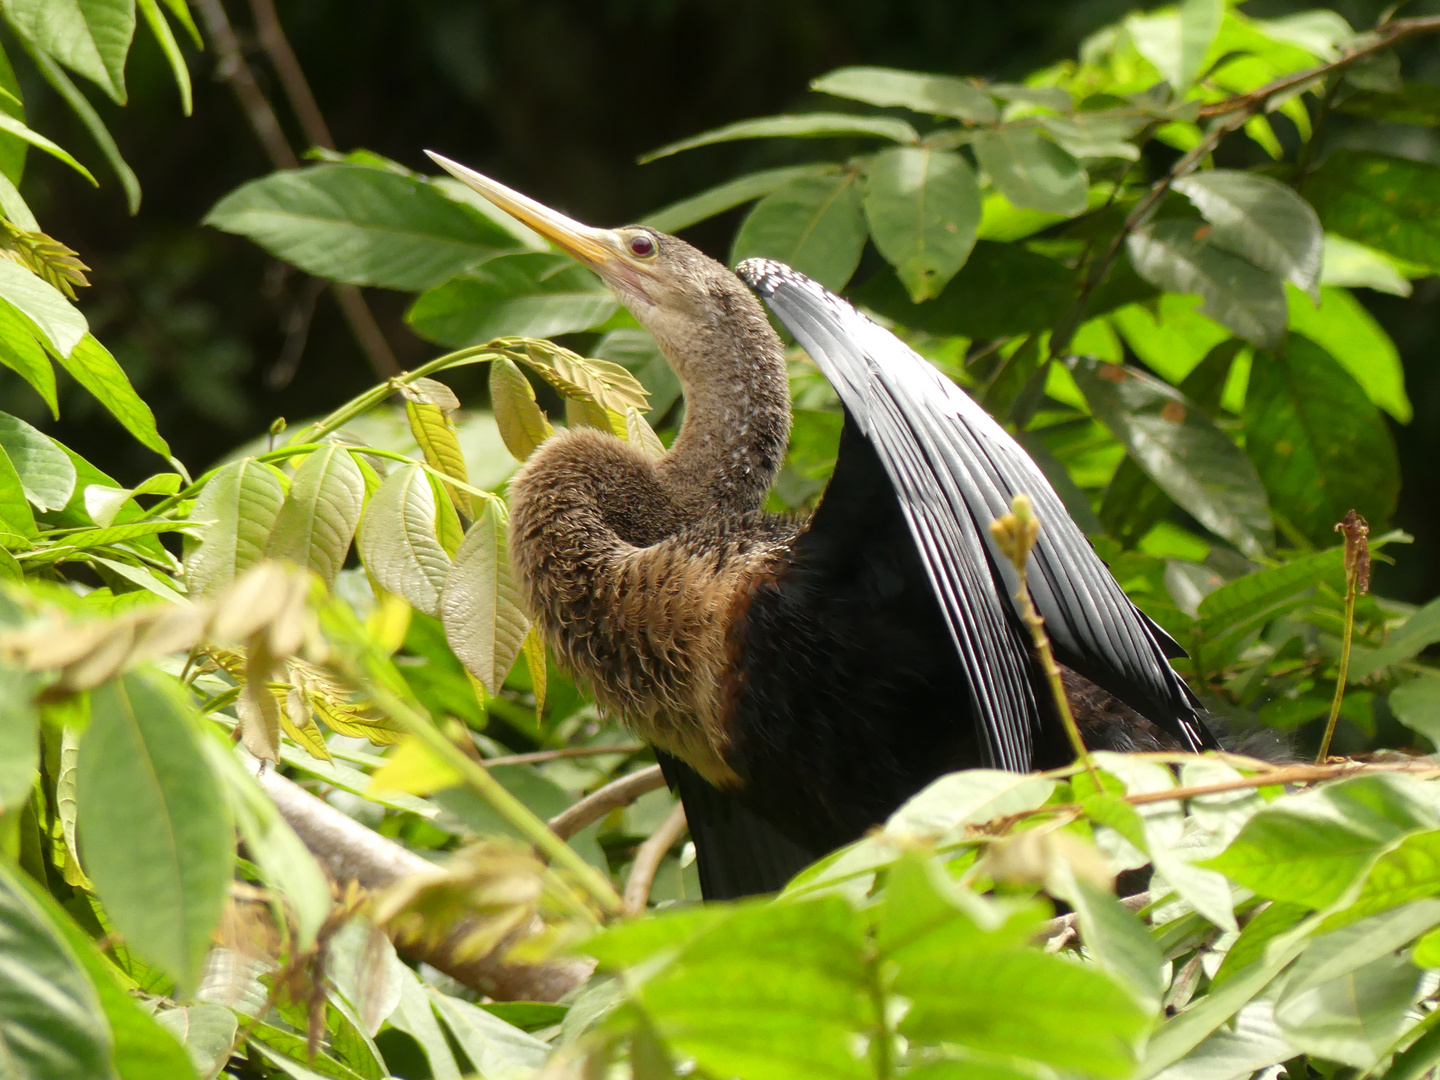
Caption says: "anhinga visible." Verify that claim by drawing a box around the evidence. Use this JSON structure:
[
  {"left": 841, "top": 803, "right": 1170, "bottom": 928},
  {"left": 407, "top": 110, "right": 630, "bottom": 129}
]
[{"left": 427, "top": 152, "right": 1219, "bottom": 900}]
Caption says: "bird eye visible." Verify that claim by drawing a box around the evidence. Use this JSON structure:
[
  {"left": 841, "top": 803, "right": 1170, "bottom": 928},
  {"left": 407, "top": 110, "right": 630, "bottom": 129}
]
[{"left": 628, "top": 233, "right": 656, "bottom": 258}]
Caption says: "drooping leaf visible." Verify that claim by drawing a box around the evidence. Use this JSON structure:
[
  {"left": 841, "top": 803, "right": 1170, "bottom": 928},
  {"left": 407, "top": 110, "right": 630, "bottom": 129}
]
[
  {"left": 1243, "top": 334, "right": 1399, "bottom": 544},
  {"left": 1126, "top": 0, "right": 1224, "bottom": 90},
  {"left": 811, "top": 66, "right": 997, "bottom": 123},
  {"left": 1286, "top": 284, "right": 1410, "bottom": 422},
  {"left": 510, "top": 341, "right": 650, "bottom": 416},
  {"left": 440, "top": 502, "right": 528, "bottom": 695},
  {"left": 972, "top": 129, "right": 1087, "bottom": 217},
  {"left": 1072, "top": 356, "right": 1271, "bottom": 557},
  {"left": 357, "top": 463, "right": 453, "bottom": 619},
  {"left": 488, "top": 355, "right": 553, "bottom": 461},
  {"left": 0, "top": 862, "right": 114, "bottom": 1080},
  {"left": 855, "top": 240, "right": 1072, "bottom": 338},
  {"left": 0, "top": 259, "right": 87, "bottom": 358},
  {"left": 732, "top": 170, "right": 867, "bottom": 293},
  {"left": 205, "top": 164, "right": 516, "bottom": 290},
  {"left": 6, "top": 0, "right": 136, "bottom": 103},
  {"left": 1126, "top": 219, "right": 1287, "bottom": 347},
  {"left": 54, "top": 334, "right": 169, "bottom": 455},
  {"left": 1304, "top": 150, "right": 1440, "bottom": 271},
  {"left": 0, "top": 411, "right": 77, "bottom": 511},
  {"left": 77, "top": 671, "right": 234, "bottom": 993},
  {"left": 406, "top": 251, "right": 616, "bottom": 347},
  {"left": 184, "top": 458, "right": 287, "bottom": 598},
  {"left": 641, "top": 113, "right": 919, "bottom": 163},
  {"left": 642, "top": 164, "right": 841, "bottom": 234},
  {"left": 1320, "top": 233, "right": 1413, "bottom": 297},
  {"left": 0, "top": 298, "right": 58, "bottom": 415},
  {"left": 401, "top": 379, "right": 471, "bottom": 517},
  {"left": 0, "top": 446, "right": 37, "bottom": 539},
  {"left": 135, "top": 0, "right": 190, "bottom": 115},
  {"left": 263, "top": 445, "right": 366, "bottom": 588},
  {"left": 0, "top": 109, "right": 97, "bottom": 184},
  {"left": 862, "top": 147, "right": 982, "bottom": 300},
  {"left": 1174, "top": 170, "right": 1323, "bottom": 299}
]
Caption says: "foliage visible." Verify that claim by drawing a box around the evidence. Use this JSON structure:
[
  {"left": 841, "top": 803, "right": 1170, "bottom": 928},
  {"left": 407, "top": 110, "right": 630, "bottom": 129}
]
[{"left": 7, "top": 2, "right": 1440, "bottom": 1079}]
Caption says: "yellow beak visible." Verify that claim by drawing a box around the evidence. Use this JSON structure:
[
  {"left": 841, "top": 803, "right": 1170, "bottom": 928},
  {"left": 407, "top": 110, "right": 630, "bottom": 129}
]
[{"left": 426, "top": 151, "right": 622, "bottom": 272}]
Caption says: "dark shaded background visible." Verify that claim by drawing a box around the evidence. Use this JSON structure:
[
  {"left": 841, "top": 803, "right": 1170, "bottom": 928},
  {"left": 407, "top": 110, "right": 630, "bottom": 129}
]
[{"left": 10, "top": 0, "right": 1440, "bottom": 599}]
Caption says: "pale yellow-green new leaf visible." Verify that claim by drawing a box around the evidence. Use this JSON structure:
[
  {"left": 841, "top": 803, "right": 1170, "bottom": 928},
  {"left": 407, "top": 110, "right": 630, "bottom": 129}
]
[
  {"left": 441, "top": 503, "right": 529, "bottom": 695},
  {"left": 625, "top": 407, "right": 666, "bottom": 459},
  {"left": 357, "top": 462, "right": 452, "bottom": 618},
  {"left": 402, "top": 377, "right": 472, "bottom": 518},
  {"left": 489, "top": 354, "right": 553, "bottom": 461},
  {"left": 263, "top": 444, "right": 365, "bottom": 588},
  {"left": 184, "top": 458, "right": 286, "bottom": 597}
]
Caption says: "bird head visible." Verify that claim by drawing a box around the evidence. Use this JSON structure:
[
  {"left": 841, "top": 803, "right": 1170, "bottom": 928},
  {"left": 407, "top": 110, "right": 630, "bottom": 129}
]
[{"left": 425, "top": 152, "right": 775, "bottom": 384}]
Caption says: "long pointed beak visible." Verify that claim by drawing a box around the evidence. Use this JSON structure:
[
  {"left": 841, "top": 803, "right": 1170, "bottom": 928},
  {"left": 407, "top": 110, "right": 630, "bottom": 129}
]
[{"left": 426, "top": 151, "right": 620, "bottom": 271}]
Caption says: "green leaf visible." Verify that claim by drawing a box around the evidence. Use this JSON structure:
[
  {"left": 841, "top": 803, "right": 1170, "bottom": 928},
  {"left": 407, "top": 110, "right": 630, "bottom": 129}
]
[
  {"left": 205, "top": 164, "right": 515, "bottom": 290},
  {"left": 401, "top": 379, "right": 471, "bottom": 517},
  {"left": 886, "top": 770, "right": 1056, "bottom": 838},
  {"left": 0, "top": 411, "right": 76, "bottom": 511},
  {"left": 1173, "top": 170, "right": 1323, "bottom": 299},
  {"left": 855, "top": 240, "right": 1070, "bottom": 338},
  {"left": 1039, "top": 112, "right": 1146, "bottom": 161},
  {"left": 357, "top": 463, "right": 452, "bottom": 619},
  {"left": 488, "top": 355, "right": 553, "bottom": 461},
  {"left": 1330, "top": 830, "right": 1440, "bottom": 927},
  {"left": 811, "top": 66, "right": 996, "bottom": 123},
  {"left": 0, "top": 445, "right": 38, "bottom": 538},
  {"left": 1202, "top": 773, "right": 1437, "bottom": 910},
  {"left": 1275, "top": 952, "right": 1425, "bottom": 1068},
  {"left": 0, "top": 667, "right": 37, "bottom": 814},
  {"left": 440, "top": 503, "right": 528, "bottom": 695},
  {"left": 1127, "top": 0, "right": 1224, "bottom": 90},
  {"left": 426, "top": 988, "right": 549, "bottom": 1076},
  {"left": 6, "top": 0, "right": 136, "bottom": 103},
  {"left": 1194, "top": 546, "right": 1344, "bottom": 671},
  {"left": 862, "top": 147, "right": 981, "bottom": 300},
  {"left": 1108, "top": 294, "right": 1232, "bottom": 386},
  {"left": 184, "top": 458, "right": 287, "bottom": 598},
  {"left": 0, "top": 108, "right": 97, "bottom": 184},
  {"left": 1336, "top": 84, "right": 1440, "bottom": 126},
  {"left": 54, "top": 334, "right": 169, "bottom": 455},
  {"left": 641, "top": 164, "right": 840, "bottom": 234},
  {"left": 78, "top": 671, "right": 233, "bottom": 994},
  {"left": 1286, "top": 284, "right": 1410, "bottom": 422},
  {"left": 732, "top": 170, "right": 867, "bottom": 293},
  {"left": 1055, "top": 873, "right": 1165, "bottom": 1013},
  {"left": 1353, "top": 596, "right": 1440, "bottom": 680},
  {"left": 1391, "top": 674, "right": 1440, "bottom": 749},
  {"left": 972, "top": 129, "right": 1087, "bottom": 217},
  {"left": 640, "top": 112, "right": 919, "bottom": 163},
  {"left": 16, "top": 871, "right": 197, "bottom": 1080},
  {"left": 0, "top": 862, "right": 114, "bottom": 1080},
  {"left": 136, "top": 0, "right": 191, "bottom": 115},
  {"left": 1320, "top": 233, "right": 1413, "bottom": 297},
  {"left": 1126, "top": 219, "right": 1286, "bottom": 348},
  {"left": 0, "top": 298, "right": 58, "bottom": 415},
  {"left": 1304, "top": 150, "right": 1440, "bottom": 271},
  {"left": 263, "top": 445, "right": 366, "bottom": 589},
  {"left": 0, "top": 259, "right": 87, "bottom": 358},
  {"left": 386, "top": 969, "right": 461, "bottom": 1080},
  {"left": 1243, "top": 334, "right": 1399, "bottom": 545},
  {"left": 154, "top": 1004, "right": 236, "bottom": 1080},
  {"left": 406, "top": 251, "right": 616, "bottom": 347},
  {"left": 1072, "top": 356, "right": 1271, "bottom": 557}
]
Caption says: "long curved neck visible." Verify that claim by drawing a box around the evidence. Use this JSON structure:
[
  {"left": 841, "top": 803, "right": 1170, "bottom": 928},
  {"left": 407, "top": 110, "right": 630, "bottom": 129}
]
[{"left": 649, "top": 289, "right": 791, "bottom": 517}]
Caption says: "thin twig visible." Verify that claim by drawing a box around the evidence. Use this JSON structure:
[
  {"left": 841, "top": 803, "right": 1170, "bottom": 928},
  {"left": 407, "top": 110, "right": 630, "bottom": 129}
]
[
  {"left": 1039, "top": 891, "right": 1151, "bottom": 947},
  {"left": 548, "top": 765, "right": 667, "bottom": 841},
  {"left": 622, "top": 803, "right": 688, "bottom": 917},
  {"left": 192, "top": 0, "right": 297, "bottom": 168},
  {"left": 329, "top": 283, "right": 401, "bottom": 377},
  {"left": 485, "top": 744, "right": 646, "bottom": 768},
  {"left": 247, "top": 0, "right": 334, "bottom": 150}
]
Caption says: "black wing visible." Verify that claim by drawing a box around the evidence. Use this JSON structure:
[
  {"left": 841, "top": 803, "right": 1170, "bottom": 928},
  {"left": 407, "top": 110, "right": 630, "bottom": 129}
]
[{"left": 737, "top": 259, "right": 1214, "bottom": 764}]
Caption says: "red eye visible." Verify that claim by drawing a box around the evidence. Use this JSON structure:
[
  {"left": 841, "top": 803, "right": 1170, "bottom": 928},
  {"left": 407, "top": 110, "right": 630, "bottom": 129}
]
[{"left": 629, "top": 234, "right": 655, "bottom": 257}]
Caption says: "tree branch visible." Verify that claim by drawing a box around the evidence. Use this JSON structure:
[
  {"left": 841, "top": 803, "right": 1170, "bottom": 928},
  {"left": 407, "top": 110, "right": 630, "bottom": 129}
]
[
  {"left": 548, "top": 765, "right": 667, "bottom": 841},
  {"left": 247, "top": 0, "right": 334, "bottom": 151},
  {"left": 257, "top": 768, "right": 594, "bottom": 1001},
  {"left": 622, "top": 803, "right": 688, "bottom": 917}
]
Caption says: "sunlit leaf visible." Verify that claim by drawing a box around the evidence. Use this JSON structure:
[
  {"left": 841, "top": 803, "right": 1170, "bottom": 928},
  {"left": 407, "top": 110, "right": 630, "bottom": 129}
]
[
  {"left": 862, "top": 147, "right": 982, "bottom": 300},
  {"left": 1304, "top": 150, "right": 1440, "bottom": 272},
  {"left": 732, "top": 170, "right": 867, "bottom": 293},
  {"left": 77, "top": 670, "right": 234, "bottom": 993},
  {"left": 0, "top": 411, "right": 76, "bottom": 511},
  {"left": 184, "top": 458, "right": 287, "bottom": 598},
  {"left": 1244, "top": 334, "right": 1399, "bottom": 545},
  {"left": 1319, "top": 233, "right": 1413, "bottom": 297},
  {"left": 1127, "top": 219, "right": 1286, "bottom": 347},
  {"left": 426, "top": 987, "right": 550, "bottom": 1075},
  {"left": 263, "top": 445, "right": 366, "bottom": 589},
  {"left": 811, "top": 66, "right": 996, "bottom": 122},
  {"left": 136, "top": 0, "right": 191, "bottom": 115},
  {"left": 488, "top": 355, "right": 553, "bottom": 461},
  {"left": 641, "top": 113, "right": 919, "bottom": 163},
  {"left": 0, "top": 259, "right": 87, "bottom": 358},
  {"left": 357, "top": 463, "right": 452, "bottom": 619},
  {"left": 7, "top": 0, "right": 135, "bottom": 104},
  {"left": 642, "top": 164, "right": 840, "bottom": 234},
  {"left": 401, "top": 379, "right": 471, "bottom": 517},
  {"left": 154, "top": 1004, "right": 237, "bottom": 1080},
  {"left": 407, "top": 251, "right": 617, "bottom": 346},
  {"left": 55, "top": 334, "right": 169, "bottom": 455},
  {"left": 1126, "top": 0, "right": 1223, "bottom": 90},
  {"left": 440, "top": 503, "right": 528, "bottom": 695},
  {"left": 972, "top": 129, "right": 1087, "bottom": 217},
  {"left": 1286, "top": 284, "right": 1410, "bottom": 422},
  {"left": 0, "top": 298, "right": 58, "bottom": 416},
  {"left": 206, "top": 164, "right": 515, "bottom": 290}
]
